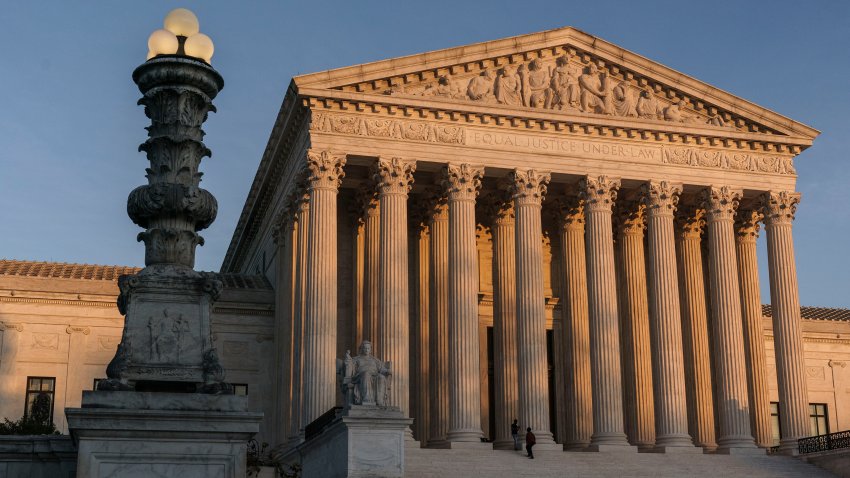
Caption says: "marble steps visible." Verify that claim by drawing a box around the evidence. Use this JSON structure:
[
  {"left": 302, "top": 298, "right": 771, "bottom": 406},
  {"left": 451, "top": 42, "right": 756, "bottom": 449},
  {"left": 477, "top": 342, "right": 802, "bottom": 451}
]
[{"left": 404, "top": 447, "right": 835, "bottom": 477}]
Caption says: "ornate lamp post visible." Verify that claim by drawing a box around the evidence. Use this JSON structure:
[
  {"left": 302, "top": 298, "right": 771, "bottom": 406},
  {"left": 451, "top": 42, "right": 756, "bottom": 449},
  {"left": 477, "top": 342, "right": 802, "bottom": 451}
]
[{"left": 99, "top": 8, "right": 229, "bottom": 393}]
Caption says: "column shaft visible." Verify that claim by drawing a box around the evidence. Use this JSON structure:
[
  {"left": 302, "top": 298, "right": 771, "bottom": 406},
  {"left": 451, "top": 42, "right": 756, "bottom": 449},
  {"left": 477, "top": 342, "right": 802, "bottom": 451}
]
[
  {"left": 444, "top": 163, "right": 485, "bottom": 442},
  {"left": 642, "top": 181, "right": 693, "bottom": 449},
  {"left": 288, "top": 197, "right": 309, "bottom": 442},
  {"left": 675, "top": 207, "right": 717, "bottom": 450},
  {"left": 761, "top": 191, "right": 809, "bottom": 453},
  {"left": 362, "top": 194, "right": 380, "bottom": 343},
  {"left": 428, "top": 199, "right": 450, "bottom": 445},
  {"left": 413, "top": 218, "right": 430, "bottom": 444},
  {"left": 735, "top": 209, "right": 773, "bottom": 447},
  {"left": 273, "top": 214, "right": 296, "bottom": 446},
  {"left": 489, "top": 197, "right": 519, "bottom": 449},
  {"left": 511, "top": 169, "right": 554, "bottom": 444},
  {"left": 615, "top": 202, "right": 655, "bottom": 448},
  {"left": 556, "top": 198, "right": 593, "bottom": 449},
  {"left": 580, "top": 176, "right": 630, "bottom": 448},
  {"left": 701, "top": 186, "right": 756, "bottom": 450},
  {"left": 302, "top": 150, "right": 346, "bottom": 425}
]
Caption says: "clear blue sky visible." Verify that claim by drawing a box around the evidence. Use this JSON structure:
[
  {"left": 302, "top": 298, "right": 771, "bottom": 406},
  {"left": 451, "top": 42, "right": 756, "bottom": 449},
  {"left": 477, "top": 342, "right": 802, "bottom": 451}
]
[{"left": 1, "top": 1, "right": 848, "bottom": 307}]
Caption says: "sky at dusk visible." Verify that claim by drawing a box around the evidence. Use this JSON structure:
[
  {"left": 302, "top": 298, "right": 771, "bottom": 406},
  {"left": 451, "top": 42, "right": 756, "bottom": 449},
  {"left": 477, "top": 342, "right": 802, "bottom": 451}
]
[{"left": 1, "top": 1, "right": 848, "bottom": 307}]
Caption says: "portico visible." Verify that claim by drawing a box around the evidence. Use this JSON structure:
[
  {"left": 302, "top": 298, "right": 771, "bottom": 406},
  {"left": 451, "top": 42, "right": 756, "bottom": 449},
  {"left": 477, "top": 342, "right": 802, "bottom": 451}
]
[{"left": 222, "top": 27, "right": 818, "bottom": 456}]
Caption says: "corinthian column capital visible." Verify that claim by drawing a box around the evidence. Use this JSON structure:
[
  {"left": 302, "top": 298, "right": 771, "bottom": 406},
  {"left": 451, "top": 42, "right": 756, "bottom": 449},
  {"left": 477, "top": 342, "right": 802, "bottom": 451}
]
[
  {"left": 615, "top": 201, "right": 645, "bottom": 235},
  {"left": 760, "top": 191, "right": 800, "bottom": 226},
  {"left": 735, "top": 209, "right": 763, "bottom": 242},
  {"left": 551, "top": 196, "right": 585, "bottom": 230},
  {"left": 479, "top": 190, "right": 515, "bottom": 228},
  {"left": 675, "top": 205, "right": 705, "bottom": 238},
  {"left": 374, "top": 157, "right": 416, "bottom": 196},
  {"left": 700, "top": 186, "right": 741, "bottom": 222},
  {"left": 306, "top": 149, "right": 347, "bottom": 190},
  {"left": 442, "top": 163, "right": 484, "bottom": 202},
  {"left": 641, "top": 180, "right": 682, "bottom": 217},
  {"left": 579, "top": 175, "right": 621, "bottom": 213},
  {"left": 507, "top": 169, "right": 551, "bottom": 207}
]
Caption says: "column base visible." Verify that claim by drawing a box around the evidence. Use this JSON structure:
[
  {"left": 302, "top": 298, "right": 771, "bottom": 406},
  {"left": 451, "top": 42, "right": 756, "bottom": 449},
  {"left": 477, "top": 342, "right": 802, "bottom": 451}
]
[
  {"left": 446, "top": 429, "right": 485, "bottom": 444},
  {"left": 563, "top": 442, "right": 592, "bottom": 451},
  {"left": 777, "top": 438, "right": 801, "bottom": 456},
  {"left": 584, "top": 444, "right": 638, "bottom": 453},
  {"left": 66, "top": 391, "right": 262, "bottom": 478},
  {"left": 715, "top": 446, "right": 765, "bottom": 456},
  {"left": 641, "top": 445, "right": 704, "bottom": 454}
]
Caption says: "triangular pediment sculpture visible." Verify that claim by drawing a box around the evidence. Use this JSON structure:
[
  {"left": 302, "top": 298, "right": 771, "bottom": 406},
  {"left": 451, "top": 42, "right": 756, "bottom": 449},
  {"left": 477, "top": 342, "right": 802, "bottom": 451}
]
[{"left": 293, "top": 27, "right": 817, "bottom": 140}]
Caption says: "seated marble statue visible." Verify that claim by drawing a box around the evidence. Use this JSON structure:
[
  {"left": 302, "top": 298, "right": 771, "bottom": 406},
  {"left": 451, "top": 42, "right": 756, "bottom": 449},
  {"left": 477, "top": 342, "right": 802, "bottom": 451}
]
[{"left": 337, "top": 340, "right": 391, "bottom": 407}]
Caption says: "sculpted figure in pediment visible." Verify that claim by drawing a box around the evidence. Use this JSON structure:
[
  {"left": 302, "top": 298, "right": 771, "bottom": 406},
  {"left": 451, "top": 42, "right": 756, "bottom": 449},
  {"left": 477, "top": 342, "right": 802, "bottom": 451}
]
[
  {"left": 637, "top": 88, "right": 663, "bottom": 119},
  {"left": 520, "top": 58, "right": 554, "bottom": 108},
  {"left": 612, "top": 81, "right": 637, "bottom": 117},
  {"left": 579, "top": 63, "right": 611, "bottom": 114},
  {"left": 423, "top": 75, "right": 464, "bottom": 99},
  {"left": 467, "top": 69, "right": 496, "bottom": 101},
  {"left": 550, "top": 55, "right": 581, "bottom": 110},
  {"left": 495, "top": 65, "right": 523, "bottom": 106},
  {"left": 664, "top": 100, "right": 702, "bottom": 124}
]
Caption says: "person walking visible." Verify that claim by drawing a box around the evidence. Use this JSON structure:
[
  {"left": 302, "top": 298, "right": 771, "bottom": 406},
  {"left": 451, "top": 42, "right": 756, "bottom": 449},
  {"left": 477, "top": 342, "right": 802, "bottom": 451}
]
[
  {"left": 525, "top": 427, "right": 536, "bottom": 459},
  {"left": 510, "top": 419, "right": 520, "bottom": 450}
]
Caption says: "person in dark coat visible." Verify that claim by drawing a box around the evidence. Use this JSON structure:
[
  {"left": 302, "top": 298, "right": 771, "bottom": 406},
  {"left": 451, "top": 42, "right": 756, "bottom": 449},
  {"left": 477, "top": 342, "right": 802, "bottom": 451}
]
[
  {"left": 525, "top": 427, "right": 536, "bottom": 459},
  {"left": 510, "top": 419, "right": 520, "bottom": 450}
]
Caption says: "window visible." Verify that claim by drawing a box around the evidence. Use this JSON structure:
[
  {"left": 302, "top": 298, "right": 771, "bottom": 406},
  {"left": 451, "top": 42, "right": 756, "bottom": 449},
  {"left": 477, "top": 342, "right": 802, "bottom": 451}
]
[
  {"left": 770, "top": 402, "right": 781, "bottom": 446},
  {"left": 809, "top": 403, "right": 829, "bottom": 436},
  {"left": 233, "top": 384, "right": 248, "bottom": 396},
  {"left": 24, "top": 377, "right": 55, "bottom": 424}
]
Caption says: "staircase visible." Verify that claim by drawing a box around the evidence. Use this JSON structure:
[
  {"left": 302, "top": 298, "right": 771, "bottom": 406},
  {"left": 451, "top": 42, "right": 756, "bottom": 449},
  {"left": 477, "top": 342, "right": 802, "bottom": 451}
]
[{"left": 405, "top": 447, "right": 835, "bottom": 477}]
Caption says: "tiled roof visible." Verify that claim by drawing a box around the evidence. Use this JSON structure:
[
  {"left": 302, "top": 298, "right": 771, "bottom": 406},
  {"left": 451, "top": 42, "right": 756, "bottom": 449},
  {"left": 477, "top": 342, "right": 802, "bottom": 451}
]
[
  {"left": 0, "top": 259, "right": 141, "bottom": 281},
  {"left": 0, "top": 260, "right": 272, "bottom": 290},
  {"left": 762, "top": 304, "right": 850, "bottom": 322}
]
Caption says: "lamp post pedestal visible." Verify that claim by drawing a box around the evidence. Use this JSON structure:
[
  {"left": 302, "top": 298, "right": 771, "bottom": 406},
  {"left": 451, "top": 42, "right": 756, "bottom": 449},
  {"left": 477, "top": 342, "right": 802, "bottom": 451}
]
[{"left": 66, "top": 11, "right": 261, "bottom": 477}]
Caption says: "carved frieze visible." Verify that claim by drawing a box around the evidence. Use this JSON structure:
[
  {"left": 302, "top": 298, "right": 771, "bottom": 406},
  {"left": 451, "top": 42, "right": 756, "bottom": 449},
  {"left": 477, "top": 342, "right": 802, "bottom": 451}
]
[
  {"left": 32, "top": 333, "right": 59, "bottom": 350},
  {"left": 663, "top": 147, "right": 795, "bottom": 176},
  {"left": 311, "top": 111, "right": 465, "bottom": 145},
  {"left": 369, "top": 52, "right": 757, "bottom": 132}
]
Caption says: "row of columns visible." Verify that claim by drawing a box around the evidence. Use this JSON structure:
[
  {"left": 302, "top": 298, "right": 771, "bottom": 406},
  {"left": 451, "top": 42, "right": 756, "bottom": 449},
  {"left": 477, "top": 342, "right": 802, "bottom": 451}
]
[{"left": 272, "top": 148, "right": 810, "bottom": 456}]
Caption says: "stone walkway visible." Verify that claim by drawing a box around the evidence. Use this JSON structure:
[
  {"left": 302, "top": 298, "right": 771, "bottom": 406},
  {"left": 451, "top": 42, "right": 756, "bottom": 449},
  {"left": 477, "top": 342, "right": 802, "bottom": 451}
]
[{"left": 405, "top": 447, "right": 835, "bottom": 477}]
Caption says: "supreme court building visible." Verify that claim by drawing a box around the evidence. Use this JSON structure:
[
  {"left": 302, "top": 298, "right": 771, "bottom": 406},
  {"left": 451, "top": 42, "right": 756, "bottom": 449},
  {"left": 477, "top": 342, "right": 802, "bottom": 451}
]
[
  {"left": 220, "top": 26, "right": 823, "bottom": 455},
  {"left": 2, "top": 27, "right": 849, "bottom": 469}
]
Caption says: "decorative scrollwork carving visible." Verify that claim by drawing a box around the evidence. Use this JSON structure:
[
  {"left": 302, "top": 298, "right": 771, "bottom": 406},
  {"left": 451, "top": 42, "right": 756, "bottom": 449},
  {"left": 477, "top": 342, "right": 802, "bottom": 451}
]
[
  {"left": 442, "top": 163, "right": 484, "bottom": 202},
  {"left": 760, "top": 190, "right": 800, "bottom": 225},
  {"left": 700, "top": 186, "right": 741, "bottom": 222},
  {"left": 579, "top": 175, "right": 620, "bottom": 213},
  {"left": 735, "top": 209, "right": 763, "bottom": 241},
  {"left": 374, "top": 157, "right": 416, "bottom": 196},
  {"left": 507, "top": 168, "right": 550, "bottom": 206},
  {"left": 305, "top": 149, "right": 347, "bottom": 190},
  {"left": 641, "top": 180, "right": 682, "bottom": 217}
]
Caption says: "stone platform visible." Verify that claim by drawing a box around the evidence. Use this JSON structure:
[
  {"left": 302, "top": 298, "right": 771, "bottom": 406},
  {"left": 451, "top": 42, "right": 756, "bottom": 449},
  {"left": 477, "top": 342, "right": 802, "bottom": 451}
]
[
  {"left": 66, "top": 391, "right": 262, "bottom": 478},
  {"left": 405, "top": 447, "right": 835, "bottom": 477}
]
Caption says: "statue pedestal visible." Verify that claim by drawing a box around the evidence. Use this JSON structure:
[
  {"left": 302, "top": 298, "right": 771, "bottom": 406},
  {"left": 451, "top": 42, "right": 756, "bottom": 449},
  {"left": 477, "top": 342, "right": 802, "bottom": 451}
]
[
  {"left": 298, "top": 406, "right": 413, "bottom": 478},
  {"left": 66, "top": 391, "right": 262, "bottom": 478}
]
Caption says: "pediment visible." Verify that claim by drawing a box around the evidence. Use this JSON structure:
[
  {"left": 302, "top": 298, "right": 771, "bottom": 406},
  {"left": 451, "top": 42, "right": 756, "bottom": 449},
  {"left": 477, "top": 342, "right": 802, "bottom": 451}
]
[{"left": 294, "top": 27, "right": 818, "bottom": 141}]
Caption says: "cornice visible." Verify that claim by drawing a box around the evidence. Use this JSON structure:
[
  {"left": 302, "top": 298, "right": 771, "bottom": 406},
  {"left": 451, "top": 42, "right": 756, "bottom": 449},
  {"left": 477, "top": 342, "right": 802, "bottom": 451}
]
[
  {"left": 301, "top": 89, "right": 810, "bottom": 153},
  {"left": 294, "top": 26, "right": 819, "bottom": 139}
]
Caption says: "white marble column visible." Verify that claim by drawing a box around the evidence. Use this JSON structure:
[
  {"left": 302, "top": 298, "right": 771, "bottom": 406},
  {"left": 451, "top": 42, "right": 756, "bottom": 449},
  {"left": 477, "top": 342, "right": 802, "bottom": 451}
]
[
  {"left": 700, "top": 186, "right": 757, "bottom": 452},
  {"left": 614, "top": 201, "right": 655, "bottom": 449},
  {"left": 412, "top": 210, "right": 430, "bottom": 445},
  {"left": 555, "top": 197, "right": 593, "bottom": 450},
  {"left": 510, "top": 169, "right": 555, "bottom": 445},
  {"left": 360, "top": 190, "right": 381, "bottom": 344},
  {"left": 675, "top": 206, "right": 717, "bottom": 450},
  {"left": 375, "top": 157, "right": 416, "bottom": 416},
  {"left": 443, "top": 163, "right": 485, "bottom": 443},
  {"left": 273, "top": 210, "right": 296, "bottom": 447},
  {"left": 302, "top": 149, "right": 346, "bottom": 426},
  {"left": 485, "top": 193, "right": 519, "bottom": 449},
  {"left": 761, "top": 191, "right": 810, "bottom": 454},
  {"left": 642, "top": 181, "right": 695, "bottom": 450},
  {"left": 735, "top": 209, "right": 773, "bottom": 448},
  {"left": 288, "top": 191, "right": 310, "bottom": 443},
  {"left": 579, "top": 176, "right": 631, "bottom": 450},
  {"left": 428, "top": 194, "right": 450, "bottom": 446},
  {"left": 64, "top": 326, "right": 89, "bottom": 410}
]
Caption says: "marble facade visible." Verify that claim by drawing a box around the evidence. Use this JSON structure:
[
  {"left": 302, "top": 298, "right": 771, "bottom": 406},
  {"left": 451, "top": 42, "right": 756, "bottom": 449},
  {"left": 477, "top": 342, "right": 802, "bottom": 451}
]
[
  {"left": 2, "top": 26, "right": 849, "bottom": 471},
  {"left": 218, "top": 27, "right": 829, "bottom": 456}
]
